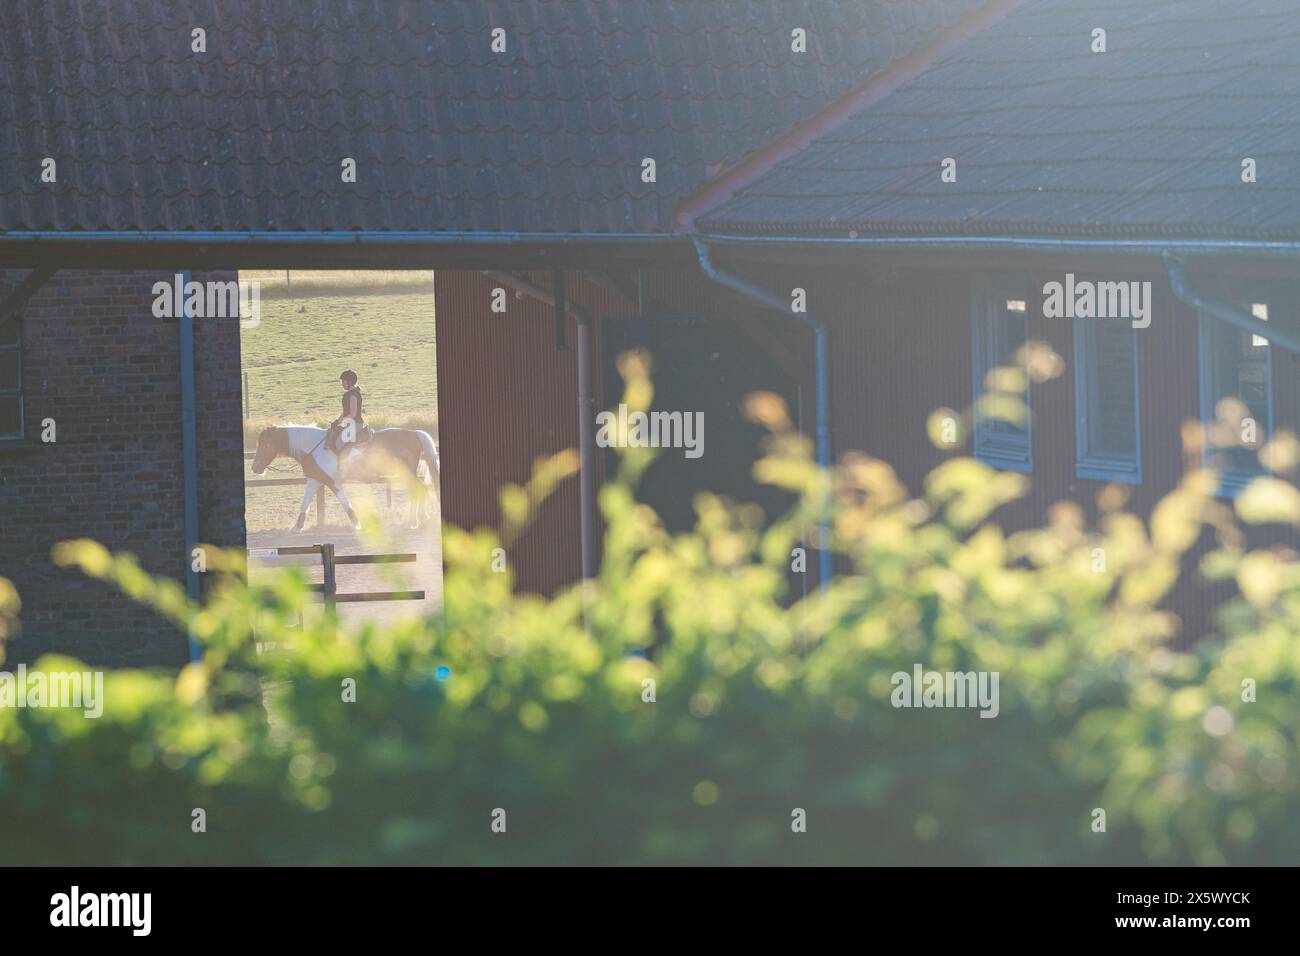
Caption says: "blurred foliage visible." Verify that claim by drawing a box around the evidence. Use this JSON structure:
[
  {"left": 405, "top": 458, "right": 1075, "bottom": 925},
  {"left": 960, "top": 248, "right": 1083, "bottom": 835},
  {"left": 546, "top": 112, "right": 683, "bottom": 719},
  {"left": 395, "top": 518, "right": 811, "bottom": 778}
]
[{"left": 1, "top": 352, "right": 1299, "bottom": 865}]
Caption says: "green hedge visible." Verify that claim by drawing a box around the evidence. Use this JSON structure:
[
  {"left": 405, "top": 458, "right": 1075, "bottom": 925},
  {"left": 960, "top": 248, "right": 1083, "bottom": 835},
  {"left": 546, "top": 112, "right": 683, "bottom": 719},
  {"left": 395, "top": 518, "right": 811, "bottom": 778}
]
[{"left": 2, "top": 360, "right": 1298, "bottom": 865}]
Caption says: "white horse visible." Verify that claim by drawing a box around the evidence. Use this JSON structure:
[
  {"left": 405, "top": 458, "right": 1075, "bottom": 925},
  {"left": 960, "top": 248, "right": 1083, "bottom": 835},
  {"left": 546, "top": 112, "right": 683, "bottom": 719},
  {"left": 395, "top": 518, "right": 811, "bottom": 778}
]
[{"left": 250, "top": 425, "right": 440, "bottom": 531}]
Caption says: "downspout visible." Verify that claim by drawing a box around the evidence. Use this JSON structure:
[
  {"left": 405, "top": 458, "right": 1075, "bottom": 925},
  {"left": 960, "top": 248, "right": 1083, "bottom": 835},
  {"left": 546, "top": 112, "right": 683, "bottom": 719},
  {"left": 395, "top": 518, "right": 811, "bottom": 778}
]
[
  {"left": 1163, "top": 252, "right": 1300, "bottom": 354},
  {"left": 692, "top": 237, "right": 832, "bottom": 591},
  {"left": 575, "top": 309, "right": 598, "bottom": 580},
  {"left": 551, "top": 268, "right": 598, "bottom": 580},
  {"left": 178, "top": 271, "right": 201, "bottom": 662},
  {"left": 480, "top": 270, "right": 599, "bottom": 580}
]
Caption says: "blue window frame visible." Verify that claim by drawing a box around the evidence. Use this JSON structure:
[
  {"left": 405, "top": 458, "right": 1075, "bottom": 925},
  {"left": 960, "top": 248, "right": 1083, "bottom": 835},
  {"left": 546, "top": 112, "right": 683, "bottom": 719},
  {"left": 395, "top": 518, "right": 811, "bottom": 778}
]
[
  {"left": 971, "top": 280, "right": 1032, "bottom": 472},
  {"left": 1198, "top": 303, "right": 1272, "bottom": 495},
  {"left": 0, "top": 318, "right": 23, "bottom": 440},
  {"left": 1074, "top": 319, "right": 1141, "bottom": 483}
]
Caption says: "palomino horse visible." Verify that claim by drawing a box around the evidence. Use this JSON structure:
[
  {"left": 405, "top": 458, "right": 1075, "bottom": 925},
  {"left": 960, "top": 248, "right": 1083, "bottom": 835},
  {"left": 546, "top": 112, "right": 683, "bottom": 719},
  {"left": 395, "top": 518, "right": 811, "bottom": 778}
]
[{"left": 250, "top": 425, "right": 439, "bottom": 531}]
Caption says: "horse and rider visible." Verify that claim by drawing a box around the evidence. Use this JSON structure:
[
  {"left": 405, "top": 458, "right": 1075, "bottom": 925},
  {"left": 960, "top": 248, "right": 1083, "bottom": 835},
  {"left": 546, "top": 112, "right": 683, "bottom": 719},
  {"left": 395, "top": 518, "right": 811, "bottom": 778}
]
[{"left": 249, "top": 369, "right": 439, "bottom": 531}]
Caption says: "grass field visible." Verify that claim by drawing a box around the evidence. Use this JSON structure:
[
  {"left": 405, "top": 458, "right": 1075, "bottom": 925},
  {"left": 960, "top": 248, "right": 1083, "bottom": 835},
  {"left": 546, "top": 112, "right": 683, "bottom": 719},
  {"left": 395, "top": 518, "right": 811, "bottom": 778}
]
[
  {"left": 239, "top": 275, "right": 437, "bottom": 425},
  {"left": 241, "top": 269, "right": 436, "bottom": 300},
  {"left": 239, "top": 272, "right": 439, "bottom": 536}
]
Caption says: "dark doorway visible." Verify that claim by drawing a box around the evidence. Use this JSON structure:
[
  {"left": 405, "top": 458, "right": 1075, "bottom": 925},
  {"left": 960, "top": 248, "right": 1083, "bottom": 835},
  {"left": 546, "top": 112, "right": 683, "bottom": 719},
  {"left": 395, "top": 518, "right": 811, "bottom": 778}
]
[{"left": 600, "top": 314, "right": 804, "bottom": 537}]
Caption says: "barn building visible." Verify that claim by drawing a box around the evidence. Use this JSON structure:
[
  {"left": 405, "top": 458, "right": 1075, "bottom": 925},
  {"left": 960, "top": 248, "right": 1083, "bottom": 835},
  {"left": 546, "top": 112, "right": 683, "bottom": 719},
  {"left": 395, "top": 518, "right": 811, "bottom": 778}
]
[
  {"left": 2, "top": 0, "right": 1297, "bottom": 665},
  {"left": 0, "top": 1, "right": 980, "bottom": 665},
  {"left": 689, "top": 0, "right": 1300, "bottom": 638}
]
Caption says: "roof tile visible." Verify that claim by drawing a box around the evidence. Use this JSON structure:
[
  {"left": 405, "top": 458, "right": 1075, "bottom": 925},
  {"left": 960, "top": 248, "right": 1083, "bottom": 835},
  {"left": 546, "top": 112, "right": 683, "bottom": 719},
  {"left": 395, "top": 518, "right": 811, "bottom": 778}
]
[
  {"left": 702, "top": 0, "right": 1300, "bottom": 241},
  {"left": 0, "top": 0, "right": 980, "bottom": 234}
]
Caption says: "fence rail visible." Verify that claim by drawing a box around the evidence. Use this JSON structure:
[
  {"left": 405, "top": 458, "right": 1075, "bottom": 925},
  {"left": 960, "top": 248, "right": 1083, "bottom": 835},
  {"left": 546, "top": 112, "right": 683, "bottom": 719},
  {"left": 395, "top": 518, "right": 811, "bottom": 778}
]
[{"left": 247, "top": 543, "right": 424, "bottom": 608}]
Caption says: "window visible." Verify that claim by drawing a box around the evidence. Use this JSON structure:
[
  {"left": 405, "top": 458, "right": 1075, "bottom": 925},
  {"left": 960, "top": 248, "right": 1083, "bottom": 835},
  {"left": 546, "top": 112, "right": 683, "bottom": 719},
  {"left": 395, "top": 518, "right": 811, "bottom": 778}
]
[
  {"left": 1074, "top": 319, "right": 1140, "bottom": 483},
  {"left": 1198, "top": 303, "right": 1271, "bottom": 494},
  {"left": 0, "top": 318, "right": 22, "bottom": 440},
  {"left": 972, "top": 284, "right": 1032, "bottom": 471}
]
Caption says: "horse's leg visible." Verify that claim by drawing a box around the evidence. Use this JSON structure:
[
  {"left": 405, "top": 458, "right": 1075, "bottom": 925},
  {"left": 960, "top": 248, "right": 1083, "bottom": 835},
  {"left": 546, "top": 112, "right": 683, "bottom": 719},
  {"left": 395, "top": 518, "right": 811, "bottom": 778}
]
[
  {"left": 407, "top": 451, "right": 423, "bottom": 529},
  {"left": 428, "top": 443, "right": 440, "bottom": 527},
  {"left": 294, "top": 478, "right": 319, "bottom": 532},
  {"left": 331, "top": 482, "right": 361, "bottom": 530},
  {"left": 408, "top": 480, "right": 423, "bottom": 529}
]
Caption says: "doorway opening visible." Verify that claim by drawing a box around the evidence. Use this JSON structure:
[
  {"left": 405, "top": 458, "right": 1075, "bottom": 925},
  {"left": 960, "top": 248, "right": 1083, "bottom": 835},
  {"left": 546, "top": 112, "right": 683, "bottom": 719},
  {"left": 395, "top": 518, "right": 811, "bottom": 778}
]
[{"left": 238, "top": 270, "right": 441, "bottom": 627}]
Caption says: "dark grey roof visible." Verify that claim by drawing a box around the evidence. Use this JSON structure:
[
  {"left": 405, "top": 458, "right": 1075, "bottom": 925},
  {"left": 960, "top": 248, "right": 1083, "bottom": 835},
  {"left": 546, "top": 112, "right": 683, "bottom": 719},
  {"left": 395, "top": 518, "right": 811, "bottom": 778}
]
[
  {"left": 700, "top": 0, "right": 1300, "bottom": 241},
  {"left": 0, "top": 0, "right": 981, "bottom": 236}
]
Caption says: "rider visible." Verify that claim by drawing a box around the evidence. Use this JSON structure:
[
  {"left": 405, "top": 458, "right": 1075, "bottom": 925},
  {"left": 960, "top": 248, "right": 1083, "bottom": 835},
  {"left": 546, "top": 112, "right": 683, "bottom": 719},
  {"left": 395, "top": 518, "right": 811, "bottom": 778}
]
[{"left": 328, "top": 369, "right": 368, "bottom": 463}]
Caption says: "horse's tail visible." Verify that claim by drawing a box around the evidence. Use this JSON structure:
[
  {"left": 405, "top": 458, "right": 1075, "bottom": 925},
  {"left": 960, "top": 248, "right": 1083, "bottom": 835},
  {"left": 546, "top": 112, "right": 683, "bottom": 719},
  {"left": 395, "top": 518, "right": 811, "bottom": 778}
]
[{"left": 415, "top": 430, "right": 439, "bottom": 484}]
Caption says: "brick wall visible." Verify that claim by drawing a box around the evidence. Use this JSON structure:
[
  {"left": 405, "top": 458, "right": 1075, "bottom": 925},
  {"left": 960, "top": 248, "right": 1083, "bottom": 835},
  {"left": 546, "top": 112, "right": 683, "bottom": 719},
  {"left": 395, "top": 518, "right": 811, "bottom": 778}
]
[{"left": 0, "top": 269, "right": 245, "bottom": 667}]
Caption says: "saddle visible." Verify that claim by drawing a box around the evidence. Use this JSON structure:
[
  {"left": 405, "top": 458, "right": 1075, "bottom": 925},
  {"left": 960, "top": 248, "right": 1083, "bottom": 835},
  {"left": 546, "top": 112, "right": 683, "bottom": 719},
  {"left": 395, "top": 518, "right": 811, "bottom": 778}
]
[
  {"left": 327, "top": 421, "right": 374, "bottom": 452},
  {"left": 336, "top": 425, "right": 374, "bottom": 473}
]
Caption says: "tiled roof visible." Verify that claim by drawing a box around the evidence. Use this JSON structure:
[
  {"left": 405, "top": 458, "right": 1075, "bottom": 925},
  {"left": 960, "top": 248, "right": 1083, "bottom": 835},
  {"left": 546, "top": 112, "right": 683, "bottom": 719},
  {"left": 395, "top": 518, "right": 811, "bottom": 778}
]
[
  {"left": 0, "top": 0, "right": 982, "bottom": 235},
  {"left": 700, "top": 0, "right": 1300, "bottom": 242}
]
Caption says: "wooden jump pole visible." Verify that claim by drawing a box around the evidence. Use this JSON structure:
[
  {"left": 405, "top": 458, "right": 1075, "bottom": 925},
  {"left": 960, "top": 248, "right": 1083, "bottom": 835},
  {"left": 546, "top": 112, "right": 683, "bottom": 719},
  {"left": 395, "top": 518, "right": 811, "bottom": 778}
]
[{"left": 321, "top": 543, "right": 337, "bottom": 610}]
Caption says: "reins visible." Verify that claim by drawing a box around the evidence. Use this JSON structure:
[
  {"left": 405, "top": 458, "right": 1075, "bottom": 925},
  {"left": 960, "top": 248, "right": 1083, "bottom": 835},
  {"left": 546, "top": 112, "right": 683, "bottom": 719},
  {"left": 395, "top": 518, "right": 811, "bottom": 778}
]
[
  {"left": 290, "top": 429, "right": 340, "bottom": 490},
  {"left": 305, "top": 433, "right": 328, "bottom": 457},
  {"left": 287, "top": 429, "right": 328, "bottom": 465}
]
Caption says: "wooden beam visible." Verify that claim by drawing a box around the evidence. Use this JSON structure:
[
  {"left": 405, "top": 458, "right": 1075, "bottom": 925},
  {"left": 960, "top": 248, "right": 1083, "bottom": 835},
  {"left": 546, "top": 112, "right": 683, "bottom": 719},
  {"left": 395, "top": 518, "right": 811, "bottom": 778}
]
[
  {"left": 0, "top": 239, "right": 695, "bottom": 272},
  {"left": 0, "top": 265, "right": 57, "bottom": 335},
  {"left": 551, "top": 268, "right": 568, "bottom": 351},
  {"left": 580, "top": 270, "right": 642, "bottom": 314}
]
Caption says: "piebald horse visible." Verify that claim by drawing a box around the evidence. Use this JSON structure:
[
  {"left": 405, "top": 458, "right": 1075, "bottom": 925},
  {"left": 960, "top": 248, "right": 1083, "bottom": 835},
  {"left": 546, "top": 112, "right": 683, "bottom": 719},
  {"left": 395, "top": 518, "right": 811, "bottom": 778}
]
[{"left": 250, "top": 425, "right": 439, "bottom": 531}]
